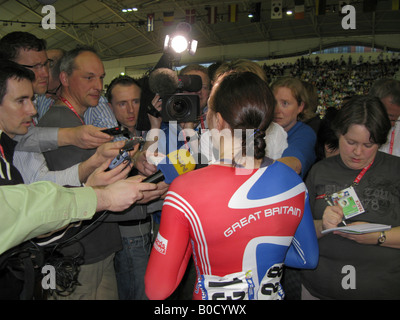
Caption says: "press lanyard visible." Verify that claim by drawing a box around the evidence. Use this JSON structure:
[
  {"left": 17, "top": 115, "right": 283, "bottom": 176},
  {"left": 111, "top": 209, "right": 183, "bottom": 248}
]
[
  {"left": 0, "top": 141, "right": 11, "bottom": 180},
  {"left": 316, "top": 160, "right": 374, "bottom": 200},
  {"left": 389, "top": 128, "right": 395, "bottom": 155},
  {"left": 352, "top": 160, "right": 374, "bottom": 185},
  {"left": 0, "top": 144, "right": 5, "bottom": 159},
  {"left": 60, "top": 97, "right": 85, "bottom": 125},
  {"left": 200, "top": 114, "right": 206, "bottom": 130}
]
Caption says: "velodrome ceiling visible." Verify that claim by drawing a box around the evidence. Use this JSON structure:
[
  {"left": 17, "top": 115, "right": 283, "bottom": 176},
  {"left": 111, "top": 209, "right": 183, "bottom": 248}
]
[{"left": 0, "top": 0, "right": 399, "bottom": 62}]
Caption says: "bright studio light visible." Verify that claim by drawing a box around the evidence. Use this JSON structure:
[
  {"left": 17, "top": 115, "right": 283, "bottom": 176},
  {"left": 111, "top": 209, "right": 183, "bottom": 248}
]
[
  {"left": 164, "top": 34, "right": 197, "bottom": 55},
  {"left": 171, "top": 35, "right": 188, "bottom": 53},
  {"left": 164, "top": 22, "right": 197, "bottom": 56}
]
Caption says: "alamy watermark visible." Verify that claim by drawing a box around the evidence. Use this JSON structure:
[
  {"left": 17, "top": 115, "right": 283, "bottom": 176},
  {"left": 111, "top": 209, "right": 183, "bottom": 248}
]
[
  {"left": 341, "top": 5, "right": 357, "bottom": 30},
  {"left": 144, "top": 123, "right": 258, "bottom": 172},
  {"left": 41, "top": 265, "right": 56, "bottom": 290},
  {"left": 341, "top": 265, "right": 356, "bottom": 290},
  {"left": 41, "top": 5, "right": 56, "bottom": 30},
  {"left": 39, "top": 3, "right": 357, "bottom": 32}
]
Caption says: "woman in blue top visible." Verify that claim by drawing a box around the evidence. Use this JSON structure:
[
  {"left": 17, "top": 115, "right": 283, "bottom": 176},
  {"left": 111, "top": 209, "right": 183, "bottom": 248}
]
[{"left": 272, "top": 77, "right": 317, "bottom": 178}]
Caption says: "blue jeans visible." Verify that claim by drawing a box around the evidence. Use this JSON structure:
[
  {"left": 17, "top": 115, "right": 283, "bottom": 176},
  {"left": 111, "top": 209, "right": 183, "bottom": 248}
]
[{"left": 114, "top": 233, "right": 151, "bottom": 300}]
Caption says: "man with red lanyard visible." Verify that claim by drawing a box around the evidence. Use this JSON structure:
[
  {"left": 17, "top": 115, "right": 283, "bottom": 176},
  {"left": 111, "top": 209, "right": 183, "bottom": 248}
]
[
  {"left": 0, "top": 31, "right": 118, "bottom": 186},
  {"left": 38, "top": 46, "right": 129, "bottom": 300},
  {"left": 369, "top": 78, "right": 400, "bottom": 157}
]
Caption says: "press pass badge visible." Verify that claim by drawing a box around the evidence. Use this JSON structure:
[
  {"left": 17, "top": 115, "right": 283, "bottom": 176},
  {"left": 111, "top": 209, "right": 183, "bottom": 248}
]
[{"left": 331, "top": 186, "right": 365, "bottom": 220}]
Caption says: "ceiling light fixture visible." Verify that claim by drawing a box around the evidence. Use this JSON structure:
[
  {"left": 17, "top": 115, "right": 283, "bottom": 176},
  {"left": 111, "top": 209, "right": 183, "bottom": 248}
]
[{"left": 122, "top": 7, "right": 138, "bottom": 13}]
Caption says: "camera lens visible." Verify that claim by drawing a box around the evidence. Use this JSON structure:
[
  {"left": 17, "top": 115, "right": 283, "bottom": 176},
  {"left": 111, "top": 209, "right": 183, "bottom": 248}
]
[
  {"left": 172, "top": 100, "right": 189, "bottom": 117},
  {"left": 167, "top": 96, "right": 191, "bottom": 120},
  {"left": 161, "top": 93, "right": 199, "bottom": 122}
]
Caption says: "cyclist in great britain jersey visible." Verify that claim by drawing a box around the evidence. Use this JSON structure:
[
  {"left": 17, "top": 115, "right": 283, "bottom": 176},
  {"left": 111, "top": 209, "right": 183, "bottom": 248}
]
[{"left": 145, "top": 71, "right": 319, "bottom": 300}]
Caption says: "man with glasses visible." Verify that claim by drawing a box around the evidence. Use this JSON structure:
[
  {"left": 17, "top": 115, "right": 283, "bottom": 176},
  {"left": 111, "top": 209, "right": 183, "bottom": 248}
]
[
  {"left": 0, "top": 31, "right": 114, "bottom": 151},
  {"left": 0, "top": 31, "right": 119, "bottom": 186},
  {"left": 14, "top": 53, "right": 50, "bottom": 97},
  {"left": 0, "top": 32, "right": 50, "bottom": 97}
]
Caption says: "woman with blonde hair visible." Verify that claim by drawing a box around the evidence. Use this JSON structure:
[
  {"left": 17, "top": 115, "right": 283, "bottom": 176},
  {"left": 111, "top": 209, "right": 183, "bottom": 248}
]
[{"left": 271, "top": 77, "right": 317, "bottom": 178}]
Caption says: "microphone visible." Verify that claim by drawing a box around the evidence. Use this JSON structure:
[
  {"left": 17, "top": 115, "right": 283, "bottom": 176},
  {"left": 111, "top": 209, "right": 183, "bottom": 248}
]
[
  {"left": 143, "top": 149, "right": 196, "bottom": 184},
  {"left": 177, "top": 74, "right": 202, "bottom": 92},
  {"left": 149, "top": 68, "right": 177, "bottom": 97},
  {"left": 148, "top": 68, "right": 202, "bottom": 97}
]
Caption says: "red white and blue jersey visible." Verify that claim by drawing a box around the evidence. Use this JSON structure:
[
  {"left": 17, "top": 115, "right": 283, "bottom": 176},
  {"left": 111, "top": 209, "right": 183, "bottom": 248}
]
[{"left": 145, "top": 160, "right": 319, "bottom": 300}]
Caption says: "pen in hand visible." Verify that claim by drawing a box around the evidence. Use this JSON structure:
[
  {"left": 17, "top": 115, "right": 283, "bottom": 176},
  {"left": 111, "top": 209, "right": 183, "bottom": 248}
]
[{"left": 325, "top": 196, "right": 346, "bottom": 226}]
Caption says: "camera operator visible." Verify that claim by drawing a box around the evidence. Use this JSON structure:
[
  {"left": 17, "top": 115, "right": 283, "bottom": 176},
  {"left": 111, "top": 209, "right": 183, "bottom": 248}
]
[
  {"left": 178, "top": 64, "right": 211, "bottom": 131},
  {"left": 138, "top": 64, "right": 210, "bottom": 173}
]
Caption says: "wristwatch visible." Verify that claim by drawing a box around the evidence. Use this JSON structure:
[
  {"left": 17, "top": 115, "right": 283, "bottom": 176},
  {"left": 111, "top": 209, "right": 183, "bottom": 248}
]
[{"left": 377, "top": 231, "right": 386, "bottom": 245}]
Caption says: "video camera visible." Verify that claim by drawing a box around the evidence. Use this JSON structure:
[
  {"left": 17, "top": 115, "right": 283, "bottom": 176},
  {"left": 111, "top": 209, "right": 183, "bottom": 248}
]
[
  {"left": 160, "top": 72, "right": 202, "bottom": 122},
  {"left": 136, "top": 53, "right": 202, "bottom": 131},
  {"left": 149, "top": 68, "right": 202, "bottom": 123}
]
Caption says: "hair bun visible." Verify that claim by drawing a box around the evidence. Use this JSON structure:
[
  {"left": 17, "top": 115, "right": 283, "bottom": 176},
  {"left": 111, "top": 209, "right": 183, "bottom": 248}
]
[{"left": 253, "top": 129, "right": 266, "bottom": 159}]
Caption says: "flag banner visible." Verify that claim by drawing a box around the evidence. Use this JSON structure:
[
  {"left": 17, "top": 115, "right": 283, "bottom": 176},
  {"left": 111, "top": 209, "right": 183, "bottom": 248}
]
[
  {"left": 147, "top": 13, "right": 154, "bottom": 32},
  {"left": 271, "top": 1, "right": 282, "bottom": 19},
  {"left": 185, "top": 9, "right": 196, "bottom": 24},
  {"left": 295, "top": 0, "right": 305, "bottom": 19},
  {"left": 228, "top": 4, "right": 238, "bottom": 22},
  {"left": 315, "top": 0, "right": 326, "bottom": 15},
  {"left": 207, "top": 6, "right": 218, "bottom": 24},
  {"left": 163, "top": 11, "right": 174, "bottom": 26}
]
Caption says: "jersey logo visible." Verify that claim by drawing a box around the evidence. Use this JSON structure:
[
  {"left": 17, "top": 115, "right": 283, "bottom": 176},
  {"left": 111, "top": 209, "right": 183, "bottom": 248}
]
[
  {"left": 228, "top": 165, "right": 306, "bottom": 209},
  {"left": 154, "top": 232, "right": 168, "bottom": 255}
]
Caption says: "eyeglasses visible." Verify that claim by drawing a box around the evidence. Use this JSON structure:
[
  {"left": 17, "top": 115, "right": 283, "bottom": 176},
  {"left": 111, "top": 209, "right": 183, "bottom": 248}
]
[{"left": 20, "top": 59, "right": 52, "bottom": 70}]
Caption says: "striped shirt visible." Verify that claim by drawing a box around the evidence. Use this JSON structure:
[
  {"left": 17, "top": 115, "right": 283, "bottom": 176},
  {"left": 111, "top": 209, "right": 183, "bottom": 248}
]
[{"left": 14, "top": 95, "right": 119, "bottom": 185}]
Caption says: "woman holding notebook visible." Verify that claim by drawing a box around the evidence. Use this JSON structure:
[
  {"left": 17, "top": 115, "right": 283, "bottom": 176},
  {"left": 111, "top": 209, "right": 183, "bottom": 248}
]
[{"left": 301, "top": 95, "right": 400, "bottom": 300}]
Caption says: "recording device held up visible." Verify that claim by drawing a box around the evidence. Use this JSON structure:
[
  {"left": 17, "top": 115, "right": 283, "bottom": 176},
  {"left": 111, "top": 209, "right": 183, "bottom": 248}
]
[
  {"left": 101, "top": 126, "right": 130, "bottom": 138},
  {"left": 149, "top": 68, "right": 202, "bottom": 123},
  {"left": 108, "top": 137, "right": 144, "bottom": 170}
]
